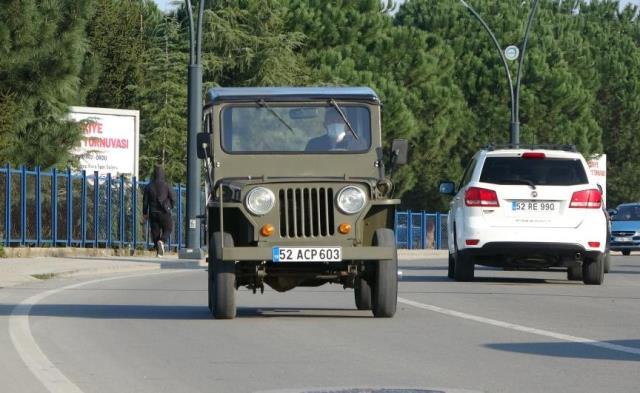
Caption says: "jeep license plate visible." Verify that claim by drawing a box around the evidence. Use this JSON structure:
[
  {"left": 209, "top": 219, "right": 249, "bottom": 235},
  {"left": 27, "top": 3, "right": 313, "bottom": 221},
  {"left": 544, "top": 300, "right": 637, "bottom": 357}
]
[{"left": 272, "top": 247, "right": 342, "bottom": 262}]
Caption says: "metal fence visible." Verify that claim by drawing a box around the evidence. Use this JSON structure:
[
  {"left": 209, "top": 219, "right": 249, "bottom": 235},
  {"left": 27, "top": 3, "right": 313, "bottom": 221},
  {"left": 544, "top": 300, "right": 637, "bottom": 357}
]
[
  {"left": 395, "top": 210, "right": 448, "bottom": 250},
  {"left": 1, "top": 164, "right": 444, "bottom": 252},
  {"left": 0, "top": 165, "right": 188, "bottom": 250}
]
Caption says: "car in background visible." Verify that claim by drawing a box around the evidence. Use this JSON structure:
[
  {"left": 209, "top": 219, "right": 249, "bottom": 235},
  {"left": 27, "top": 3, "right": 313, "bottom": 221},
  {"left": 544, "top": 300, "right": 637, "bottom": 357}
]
[
  {"left": 439, "top": 144, "right": 607, "bottom": 285},
  {"left": 609, "top": 203, "right": 640, "bottom": 256}
]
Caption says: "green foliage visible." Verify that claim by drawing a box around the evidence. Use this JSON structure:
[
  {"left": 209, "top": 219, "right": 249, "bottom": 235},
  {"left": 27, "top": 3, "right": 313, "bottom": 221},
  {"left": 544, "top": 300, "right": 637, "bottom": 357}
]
[
  {"left": 0, "top": 0, "right": 96, "bottom": 168},
  {"left": 137, "top": 14, "right": 189, "bottom": 183},
  {"left": 2, "top": 0, "right": 640, "bottom": 210},
  {"left": 200, "top": 0, "right": 309, "bottom": 87}
]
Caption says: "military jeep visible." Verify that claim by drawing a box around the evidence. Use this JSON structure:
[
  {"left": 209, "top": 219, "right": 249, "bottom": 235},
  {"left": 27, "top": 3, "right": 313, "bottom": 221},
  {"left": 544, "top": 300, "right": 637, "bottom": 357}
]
[{"left": 197, "top": 87, "right": 407, "bottom": 319}]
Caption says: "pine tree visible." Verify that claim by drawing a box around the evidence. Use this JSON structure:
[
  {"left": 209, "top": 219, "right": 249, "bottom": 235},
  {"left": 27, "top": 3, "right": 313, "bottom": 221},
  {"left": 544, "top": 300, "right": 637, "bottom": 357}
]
[
  {"left": 138, "top": 15, "right": 189, "bottom": 183},
  {"left": 0, "top": 0, "right": 97, "bottom": 168}
]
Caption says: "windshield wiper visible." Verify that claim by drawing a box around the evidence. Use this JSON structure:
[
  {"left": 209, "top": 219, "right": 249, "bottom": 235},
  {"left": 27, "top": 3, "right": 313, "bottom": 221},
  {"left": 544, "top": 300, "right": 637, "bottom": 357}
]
[
  {"left": 497, "top": 178, "right": 537, "bottom": 189},
  {"left": 329, "top": 99, "right": 358, "bottom": 140},
  {"left": 257, "top": 99, "right": 295, "bottom": 134}
]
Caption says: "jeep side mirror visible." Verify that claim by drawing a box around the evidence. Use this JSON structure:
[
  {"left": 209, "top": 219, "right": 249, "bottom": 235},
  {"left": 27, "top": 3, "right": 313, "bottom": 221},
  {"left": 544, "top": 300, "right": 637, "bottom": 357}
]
[
  {"left": 439, "top": 181, "right": 456, "bottom": 195},
  {"left": 391, "top": 139, "right": 408, "bottom": 166},
  {"left": 197, "top": 132, "right": 212, "bottom": 159},
  {"left": 607, "top": 208, "right": 618, "bottom": 217}
]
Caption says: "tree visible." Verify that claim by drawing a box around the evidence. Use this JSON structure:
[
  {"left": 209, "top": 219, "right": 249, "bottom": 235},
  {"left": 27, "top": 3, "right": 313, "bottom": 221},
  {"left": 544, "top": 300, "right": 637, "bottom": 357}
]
[
  {"left": 0, "top": 0, "right": 98, "bottom": 168},
  {"left": 285, "top": 0, "right": 472, "bottom": 210},
  {"left": 137, "top": 15, "right": 189, "bottom": 182}
]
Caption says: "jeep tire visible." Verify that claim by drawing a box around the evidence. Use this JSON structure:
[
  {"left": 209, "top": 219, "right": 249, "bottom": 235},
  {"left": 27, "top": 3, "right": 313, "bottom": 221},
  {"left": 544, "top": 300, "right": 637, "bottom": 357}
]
[
  {"left": 354, "top": 272, "right": 372, "bottom": 310},
  {"left": 209, "top": 232, "right": 236, "bottom": 319},
  {"left": 371, "top": 228, "right": 397, "bottom": 318}
]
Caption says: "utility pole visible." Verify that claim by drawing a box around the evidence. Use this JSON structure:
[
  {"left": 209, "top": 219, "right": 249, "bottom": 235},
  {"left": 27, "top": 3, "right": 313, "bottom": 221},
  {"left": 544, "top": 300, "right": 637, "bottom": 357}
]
[
  {"left": 179, "top": 0, "right": 206, "bottom": 259},
  {"left": 459, "top": 0, "right": 539, "bottom": 146}
]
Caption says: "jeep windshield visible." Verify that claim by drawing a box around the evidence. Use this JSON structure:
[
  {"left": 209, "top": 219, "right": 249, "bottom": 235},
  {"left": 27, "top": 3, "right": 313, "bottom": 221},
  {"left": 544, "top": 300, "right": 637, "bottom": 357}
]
[
  {"left": 479, "top": 157, "right": 589, "bottom": 186},
  {"left": 220, "top": 104, "right": 371, "bottom": 153}
]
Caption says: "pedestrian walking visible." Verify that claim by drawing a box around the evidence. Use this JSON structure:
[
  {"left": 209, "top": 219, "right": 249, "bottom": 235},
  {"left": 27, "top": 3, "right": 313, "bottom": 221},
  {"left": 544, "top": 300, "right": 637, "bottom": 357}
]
[{"left": 143, "top": 166, "right": 176, "bottom": 257}]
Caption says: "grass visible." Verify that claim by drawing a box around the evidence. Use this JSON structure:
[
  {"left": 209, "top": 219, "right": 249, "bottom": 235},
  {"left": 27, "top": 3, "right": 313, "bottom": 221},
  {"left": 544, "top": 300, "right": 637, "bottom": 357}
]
[{"left": 0, "top": 243, "right": 5, "bottom": 258}]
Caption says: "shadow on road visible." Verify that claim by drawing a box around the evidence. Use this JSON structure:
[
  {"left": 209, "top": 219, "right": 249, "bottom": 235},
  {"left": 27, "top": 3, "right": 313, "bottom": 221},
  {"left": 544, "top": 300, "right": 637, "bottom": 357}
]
[
  {"left": 237, "top": 307, "right": 371, "bottom": 318},
  {"left": 486, "top": 340, "right": 640, "bottom": 362},
  {"left": 0, "top": 304, "right": 370, "bottom": 320}
]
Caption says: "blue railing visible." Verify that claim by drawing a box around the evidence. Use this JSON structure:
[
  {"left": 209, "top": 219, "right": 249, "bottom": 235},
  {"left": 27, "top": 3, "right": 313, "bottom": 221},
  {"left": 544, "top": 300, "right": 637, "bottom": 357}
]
[
  {"left": 394, "top": 210, "right": 448, "bottom": 250},
  {"left": 1, "top": 164, "right": 444, "bottom": 251},
  {"left": 1, "top": 165, "right": 187, "bottom": 250}
]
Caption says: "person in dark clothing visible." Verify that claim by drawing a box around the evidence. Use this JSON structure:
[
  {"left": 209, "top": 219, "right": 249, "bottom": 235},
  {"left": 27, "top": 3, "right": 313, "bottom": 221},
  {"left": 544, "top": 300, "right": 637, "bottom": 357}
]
[
  {"left": 305, "top": 109, "right": 365, "bottom": 152},
  {"left": 143, "top": 166, "right": 176, "bottom": 256}
]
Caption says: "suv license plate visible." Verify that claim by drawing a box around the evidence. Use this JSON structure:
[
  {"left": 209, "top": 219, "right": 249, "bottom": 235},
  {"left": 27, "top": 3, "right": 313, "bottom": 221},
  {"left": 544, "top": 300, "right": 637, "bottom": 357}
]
[
  {"left": 511, "top": 200, "right": 559, "bottom": 213},
  {"left": 273, "top": 247, "right": 342, "bottom": 262}
]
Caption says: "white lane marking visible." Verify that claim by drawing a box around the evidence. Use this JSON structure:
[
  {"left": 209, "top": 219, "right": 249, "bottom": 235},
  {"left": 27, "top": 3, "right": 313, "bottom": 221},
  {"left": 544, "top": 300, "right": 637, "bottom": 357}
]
[
  {"left": 398, "top": 297, "right": 640, "bottom": 357},
  {"left": 9, "top": 270, "right": 188, "bottom": 393}
]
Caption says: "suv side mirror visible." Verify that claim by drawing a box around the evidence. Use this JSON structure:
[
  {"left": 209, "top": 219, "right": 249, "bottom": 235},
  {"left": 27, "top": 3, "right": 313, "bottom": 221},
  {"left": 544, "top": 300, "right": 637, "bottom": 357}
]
[
  {"left": 197, "top": 132, "right": 212, "bottom": 159},
  {"left": 439, "top": 181, "right": 456, "bottom": 195},
  {"left": 391, "top": 139, "right": 408, "bottom": 166}
]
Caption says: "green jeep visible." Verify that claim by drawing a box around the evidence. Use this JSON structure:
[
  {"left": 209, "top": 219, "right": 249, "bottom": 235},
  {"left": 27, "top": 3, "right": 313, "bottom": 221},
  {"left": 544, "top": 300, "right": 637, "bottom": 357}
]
[{"left": 197, "top": 87, "right": 407, "bottom": 319}]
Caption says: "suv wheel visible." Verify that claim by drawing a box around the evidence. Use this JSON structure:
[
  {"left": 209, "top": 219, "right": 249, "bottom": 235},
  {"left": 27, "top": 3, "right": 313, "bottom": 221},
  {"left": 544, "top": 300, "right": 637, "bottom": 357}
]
[
  {"left": 622, "top": 250, "right": 631, "bottom": 256},
  {"left": 603, "top": 251, "right": 611, "bottom": 273},
  {"left": 567, "top": 266, "right": 582, "bottom": 281},
  {"left": 582, "top": 253, "right": 604, "bottom": 285},
  {"left": 209, "top": 232, "right": 236, "bottom": 319},
  {"left": 371, "top": 228, "right": 398, "bottom": 318},
  {"left": 447, "top": 253, "right": 455, "bottom": 279},
  {"left": 354, "top": 272, "right": 372, "bottom": 310},
  {"left": 454, "top": 250, "right": 474, "bottom": 282}
]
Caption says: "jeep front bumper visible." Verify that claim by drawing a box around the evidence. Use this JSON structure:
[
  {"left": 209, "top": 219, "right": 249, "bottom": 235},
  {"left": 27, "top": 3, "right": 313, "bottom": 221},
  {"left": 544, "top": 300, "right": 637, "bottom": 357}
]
[{"left": 220, "top": 246, "right": 395, "bottom": 261}]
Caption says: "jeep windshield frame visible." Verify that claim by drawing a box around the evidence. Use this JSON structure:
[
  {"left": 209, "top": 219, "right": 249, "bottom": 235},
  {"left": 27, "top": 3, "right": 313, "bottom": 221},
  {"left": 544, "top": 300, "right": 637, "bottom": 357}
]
[{"left": 219, "top": 103, "right": 372, "bottom": 154}]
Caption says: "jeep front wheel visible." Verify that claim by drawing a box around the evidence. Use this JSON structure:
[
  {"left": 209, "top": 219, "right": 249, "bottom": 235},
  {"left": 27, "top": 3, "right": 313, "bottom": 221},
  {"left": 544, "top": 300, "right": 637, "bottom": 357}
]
[
  {"left": 354, "top": 272, "right": 372, "bottom": 310},
  {"left": 371, "top": 228, "right": 398, "bottom": 318},
  {"left": 209, "top": 232, "right": 236, "bottom": 319}
]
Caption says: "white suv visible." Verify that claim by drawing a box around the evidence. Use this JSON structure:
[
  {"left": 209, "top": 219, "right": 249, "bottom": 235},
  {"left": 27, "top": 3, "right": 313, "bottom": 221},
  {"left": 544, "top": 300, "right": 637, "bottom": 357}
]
[{"left": 439, "top": 145, "right": 607, "bottom": 285}]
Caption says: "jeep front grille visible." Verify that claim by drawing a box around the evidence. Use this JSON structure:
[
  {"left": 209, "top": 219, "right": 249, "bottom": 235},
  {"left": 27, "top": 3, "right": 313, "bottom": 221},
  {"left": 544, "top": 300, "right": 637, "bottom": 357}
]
[{"left": 279, "top": 188, "right": 335, "bottom": 237}]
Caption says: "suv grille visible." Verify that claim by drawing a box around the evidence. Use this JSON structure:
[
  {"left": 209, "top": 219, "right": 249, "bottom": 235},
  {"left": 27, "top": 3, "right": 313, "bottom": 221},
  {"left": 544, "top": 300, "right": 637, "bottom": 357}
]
[{"left": 279, "top": 188, "right": 335, "bottom": 237}]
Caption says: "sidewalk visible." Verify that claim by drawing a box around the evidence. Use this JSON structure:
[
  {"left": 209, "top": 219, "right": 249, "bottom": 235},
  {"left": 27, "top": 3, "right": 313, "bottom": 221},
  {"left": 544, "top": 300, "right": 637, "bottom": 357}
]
[{"left": 0, "top": 249, "right": 446, "bottom": 289}]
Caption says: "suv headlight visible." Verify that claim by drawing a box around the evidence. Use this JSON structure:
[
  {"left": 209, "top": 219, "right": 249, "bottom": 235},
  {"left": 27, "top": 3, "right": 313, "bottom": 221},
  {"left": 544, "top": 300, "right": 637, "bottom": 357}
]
[
  {"left": 336, "top": 186, "right": 367, "bottom": 214},
  {"left": 245, "top": 187, "right": 275, "bottom": 216}
]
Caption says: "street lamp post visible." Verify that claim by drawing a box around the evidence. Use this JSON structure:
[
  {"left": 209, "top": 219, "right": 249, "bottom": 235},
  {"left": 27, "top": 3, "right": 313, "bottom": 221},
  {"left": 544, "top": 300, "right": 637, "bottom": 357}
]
[
  {"left": 179, "top": 0, "right": 206, "bottom": 259},
  {"left": 459, "top": 0, "right": 539, "bottom": 146}
]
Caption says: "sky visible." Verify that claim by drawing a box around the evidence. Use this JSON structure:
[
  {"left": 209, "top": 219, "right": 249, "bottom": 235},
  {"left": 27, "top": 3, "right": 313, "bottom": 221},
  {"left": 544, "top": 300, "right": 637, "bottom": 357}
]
[{"left": 154, "top": 0, "right": 640, "bottom": 12}]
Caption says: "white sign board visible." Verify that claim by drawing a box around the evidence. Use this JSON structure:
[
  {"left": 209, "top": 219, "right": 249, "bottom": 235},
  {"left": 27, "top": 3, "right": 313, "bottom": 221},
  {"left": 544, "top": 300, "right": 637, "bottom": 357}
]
[
  {"left": 69, "top": 106, "right": 140, "bottom": 178},
  {"left": 588, "top": 154, "right": 606, "bottom": 207}
]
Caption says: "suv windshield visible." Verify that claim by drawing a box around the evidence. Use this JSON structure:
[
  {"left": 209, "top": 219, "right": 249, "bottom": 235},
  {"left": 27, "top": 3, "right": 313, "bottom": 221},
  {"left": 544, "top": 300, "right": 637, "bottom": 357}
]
[
  {"left": 612, "top": 205, "right": 640, "bottom": 221},
  {"left": 221, "top": 104, "right": 371, "bottom": 153},
  {"left": 480, "top": 157, "right": 589, "bottom": 186}
]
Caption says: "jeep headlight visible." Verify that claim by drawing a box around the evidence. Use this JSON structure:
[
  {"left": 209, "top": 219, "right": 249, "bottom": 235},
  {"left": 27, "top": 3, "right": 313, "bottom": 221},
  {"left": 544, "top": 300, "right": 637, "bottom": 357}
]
[
  {"left": 245, "top": 187, "right": 275, "bottom": 216},
  {"left": 336, "top": 186, "right": 367, "bottom": 214}
]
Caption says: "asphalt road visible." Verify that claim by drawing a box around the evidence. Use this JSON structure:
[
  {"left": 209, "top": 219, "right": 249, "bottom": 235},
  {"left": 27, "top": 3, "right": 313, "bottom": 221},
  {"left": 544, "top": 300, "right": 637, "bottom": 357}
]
[{"left": 1, "top": 254, "right": 639, "bottom": 393}]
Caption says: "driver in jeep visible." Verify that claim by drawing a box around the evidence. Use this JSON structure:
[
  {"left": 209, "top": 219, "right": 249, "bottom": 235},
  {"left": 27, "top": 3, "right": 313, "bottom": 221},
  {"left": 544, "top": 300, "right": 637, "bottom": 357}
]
[{"left": 305, "top": 109, "right": 363, "bottom": 151}]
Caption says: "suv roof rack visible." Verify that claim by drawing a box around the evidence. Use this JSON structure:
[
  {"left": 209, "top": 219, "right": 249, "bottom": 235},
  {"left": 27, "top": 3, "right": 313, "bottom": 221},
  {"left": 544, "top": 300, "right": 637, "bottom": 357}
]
[{"left": 483, "top": 143, "right": 577, "bottom": 152}]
